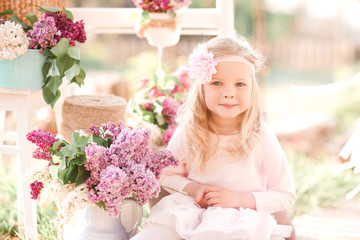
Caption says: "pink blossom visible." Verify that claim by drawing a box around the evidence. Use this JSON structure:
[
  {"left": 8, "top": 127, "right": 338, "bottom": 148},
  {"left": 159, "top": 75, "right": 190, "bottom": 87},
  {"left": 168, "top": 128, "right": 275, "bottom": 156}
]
[
  {"left": 138, "top": 77, "right": 151, "bottom": 89},
  {"left": 170, "top": 84, "right": 184, "bottom": 96},
  {"left": 30, "top": 181, "right": 44, "bottom": 199},
  {"left": 162, "top": 124, "right": 178, "bottom": 145},
  {"left": 188, "top": 43, "right": 217, "bottom": 84},
  {"left": 162, "top": 97, "right": 180, "bottom": 124},
  {"left": 45, "top": 11, "right": 86, "bottom": 47},
  {"left": 172, "top": 66, "right": 191, "bottom": 89},
  {"left": 148, "top": 86, "right": 166, "bottom": 98},
  {"left": 143, "top": 102, "right": 154, "bottom": 111},
  {"left": 26, "top": 129, "right": 58, "bottom": 161}
]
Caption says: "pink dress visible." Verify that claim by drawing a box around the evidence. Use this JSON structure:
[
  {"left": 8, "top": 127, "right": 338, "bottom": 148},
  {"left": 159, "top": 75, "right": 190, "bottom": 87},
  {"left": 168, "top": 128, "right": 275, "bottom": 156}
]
[{"left": 144, "top": 122, "right": 296, "bottom": 240}]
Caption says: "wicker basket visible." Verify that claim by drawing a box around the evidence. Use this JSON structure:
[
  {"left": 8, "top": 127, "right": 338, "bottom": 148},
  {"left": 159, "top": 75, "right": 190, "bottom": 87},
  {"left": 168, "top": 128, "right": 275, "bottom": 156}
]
[{"left": 0, "top": 0, "right": 66, "bottom": 24}]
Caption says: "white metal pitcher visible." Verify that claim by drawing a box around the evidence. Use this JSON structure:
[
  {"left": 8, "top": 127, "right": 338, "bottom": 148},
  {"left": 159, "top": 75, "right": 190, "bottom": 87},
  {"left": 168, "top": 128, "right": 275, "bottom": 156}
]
[{"left": 63, "top": 199, "right": 143, "bottom": 240}]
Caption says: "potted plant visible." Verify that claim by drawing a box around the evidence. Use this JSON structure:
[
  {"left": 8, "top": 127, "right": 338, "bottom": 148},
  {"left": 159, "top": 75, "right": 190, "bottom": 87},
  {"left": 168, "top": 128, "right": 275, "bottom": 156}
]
[
  {"left": 0, "top": 7, "right": 86, "bottom": 108},
  {"left": 132, "top": 0, "right": 191, "bottom": 47},
  {"left": 26, "top": 121, "right": 179, "bottom": 239}
]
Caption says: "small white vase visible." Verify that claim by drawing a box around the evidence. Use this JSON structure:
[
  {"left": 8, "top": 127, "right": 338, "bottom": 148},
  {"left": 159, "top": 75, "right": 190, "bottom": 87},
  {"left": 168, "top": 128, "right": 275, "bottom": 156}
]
[
  {"left": 63, "top": 199, "right": 143, "bottom": 240},
  {"left": 144, "top": 13, "right": 182, "bottom": 47}
]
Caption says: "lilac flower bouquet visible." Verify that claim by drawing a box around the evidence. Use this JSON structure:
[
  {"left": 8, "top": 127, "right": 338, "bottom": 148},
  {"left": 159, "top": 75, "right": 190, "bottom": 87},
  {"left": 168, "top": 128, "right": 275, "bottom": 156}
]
[
  {"left": 26, "top": 121, "right": 179, "bottom": 223},
  {"left": 0, "top": 7, "right": 86, "bottom": 108},
  {"left": 127, "top": 66, "right": 192, "bottom": 146}
]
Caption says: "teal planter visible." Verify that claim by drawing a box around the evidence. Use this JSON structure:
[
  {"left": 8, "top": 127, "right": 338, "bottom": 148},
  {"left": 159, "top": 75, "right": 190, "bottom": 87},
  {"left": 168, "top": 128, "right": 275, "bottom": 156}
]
[{"left": 0, "top": 49, "right": 46, "bottom": 90}]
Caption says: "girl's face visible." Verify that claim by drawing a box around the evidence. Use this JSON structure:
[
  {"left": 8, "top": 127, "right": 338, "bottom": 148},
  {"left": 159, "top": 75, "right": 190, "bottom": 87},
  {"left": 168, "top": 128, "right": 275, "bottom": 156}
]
[{"left": 203, "top": 61, "right": 253, "bottom": 128}]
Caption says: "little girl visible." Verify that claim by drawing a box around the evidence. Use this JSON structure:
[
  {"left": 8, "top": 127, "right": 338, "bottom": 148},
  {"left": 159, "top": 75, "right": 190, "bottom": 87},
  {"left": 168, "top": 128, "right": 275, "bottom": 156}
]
[{"left": 132, "top": 35, "right": 296, "bottom": 240}]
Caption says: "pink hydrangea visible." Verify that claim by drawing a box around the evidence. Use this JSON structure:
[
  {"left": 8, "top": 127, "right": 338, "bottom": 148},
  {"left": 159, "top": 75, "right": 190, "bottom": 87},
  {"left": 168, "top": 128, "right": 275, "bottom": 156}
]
[{"left": 188, "top": 43, "right": 217, "bottom": 84}]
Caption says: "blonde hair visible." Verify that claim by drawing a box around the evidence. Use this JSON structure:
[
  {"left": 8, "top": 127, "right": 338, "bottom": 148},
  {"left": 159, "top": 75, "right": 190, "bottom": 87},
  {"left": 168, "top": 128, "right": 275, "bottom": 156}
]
[{"left": 178, "top": 35, "right": 265, "bottom": 171}]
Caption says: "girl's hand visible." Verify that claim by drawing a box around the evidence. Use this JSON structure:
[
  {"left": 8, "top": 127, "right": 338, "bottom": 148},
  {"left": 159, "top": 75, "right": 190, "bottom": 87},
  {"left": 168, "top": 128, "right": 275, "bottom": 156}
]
[
  {"left": 183, "top": 182, "right": 209, "bottom": 208},
  {"left": 204, "top": 186, "right": 256, "bottom": 209}
]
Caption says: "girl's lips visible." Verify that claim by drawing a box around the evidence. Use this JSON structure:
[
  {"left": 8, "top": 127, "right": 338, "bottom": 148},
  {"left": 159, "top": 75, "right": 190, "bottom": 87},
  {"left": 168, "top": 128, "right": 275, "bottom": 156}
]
[{"left": 219, "top": 104, "right": 237, "bottom": 109}]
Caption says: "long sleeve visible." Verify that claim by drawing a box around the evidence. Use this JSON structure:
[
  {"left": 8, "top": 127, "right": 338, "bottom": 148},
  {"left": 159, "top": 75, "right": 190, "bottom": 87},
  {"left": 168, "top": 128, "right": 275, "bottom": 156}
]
[
  {"left": 160, "top": 125, "right": 193, "bottom": 191},
  {"left": 251, "top": 126, "right": 296, "bottom": 214}
]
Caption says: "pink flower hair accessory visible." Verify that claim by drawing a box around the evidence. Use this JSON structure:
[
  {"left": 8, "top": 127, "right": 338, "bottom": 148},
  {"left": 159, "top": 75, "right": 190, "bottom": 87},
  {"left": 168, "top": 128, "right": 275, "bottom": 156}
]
[{"left": 188, "top": 43, "right": 217, "bottom": 84}]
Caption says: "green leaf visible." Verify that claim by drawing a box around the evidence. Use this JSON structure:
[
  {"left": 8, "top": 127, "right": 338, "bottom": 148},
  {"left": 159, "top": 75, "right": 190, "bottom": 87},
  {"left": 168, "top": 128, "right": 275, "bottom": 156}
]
[
  {"left": 38, "top": 6, "right": 60, "bottom": 13},
  {"left": 49, "top": 164, "right": 59, "bottom": 180},
  {"left": 0, "top": 9, "right": 14, "bottom": 17},
  {"left": 72, "top": 133, "right": 89, "bottom": 148},
  {"left": 64, "top": 163, "right": 78, "bottom": 184},
  {"left": 168, "top": 10, "right": 176, "bottom": 19},
  {"left": 92, "top": 134, "right": 109, "bottom": 148},
  {"left": 42, "top": 86, "right": 57, "bottom": 104},
  {"left": 62, "top": 7, "right": 74, "bottom": 20},
  {"left": 143, "top": 112, "right": 155, "bottom": 123},
  {"left": 95, "top": 201, "right": 106, "bottom": 210},
  {"left": 21, "top": 23, "right": 32, "bottom": 32},
  {"left": 60, "top": 144, "right": 78, "bottom": 159},
  {"left": 50, "top": 38, "right": 69, "bottom": 58},
  {"left": 10, "top": 15, "right": 21, "bottom": 24},
  {"left": 140, "top": 10, "right": 149, "bottom": 24},
  {"left": 56, "top": 54, "right": 75, "bottom": 79},
  {"left": 50, "top": 90, "right": 61, "bottom": 108},
  {"left": 65, "top": 64, "right": 80, "bottom": 82},
  {"left": 75, "top": 166, "right": 90, "bottom": 186},
  {"left": 72, "top": 67, "right": 86, "bottom": 86},
  {"left": 46, "top": 76, "right": 62, "bottom": 95},
  {"left": 71, "top": 132, "right": 80, "bottom": 144},
  {"left": 50, "top": 141, "right": 62, "bottom": 152},
  {"left": 57, "top": 167, "right": 66, "bottom": 185},
  {"left": 42, "top": 48, "right": 55, "bottom": 57},
  {"left": 25, "top": 14, "right": 38, "bottom": 25},
  {"left": 71, "top": 153, "right": 86, "bottom": 165},
  {"left": 42, "top": 62, "right": 51, "bottom": 81},
  {"left": 68, "top": 47, "right": 81, "bottom": 60}
]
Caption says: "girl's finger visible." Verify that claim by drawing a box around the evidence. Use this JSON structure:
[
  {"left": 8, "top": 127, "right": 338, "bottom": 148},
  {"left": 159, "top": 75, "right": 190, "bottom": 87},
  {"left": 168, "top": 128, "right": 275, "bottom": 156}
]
[
  {"left": 206, "top": 197, "right": 219, "bottom": 206},
  {"left": 204, "top": 191, "right": 218, "bottom": 200}
]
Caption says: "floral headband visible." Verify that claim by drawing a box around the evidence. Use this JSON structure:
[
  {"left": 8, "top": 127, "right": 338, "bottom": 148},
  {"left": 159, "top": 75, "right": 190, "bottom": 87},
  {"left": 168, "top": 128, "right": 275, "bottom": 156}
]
[{"left": 188, "top": 43, "right": 255, "bottom": 84}]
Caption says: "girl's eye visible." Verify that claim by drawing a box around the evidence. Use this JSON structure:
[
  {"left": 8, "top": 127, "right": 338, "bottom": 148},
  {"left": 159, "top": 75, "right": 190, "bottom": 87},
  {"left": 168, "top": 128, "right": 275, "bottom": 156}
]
[
  {"left": 236, "top": 82, "right": 244, "bottom": 87},
  {"left": 211, "top": 81, "right": 222, "bottom": 86}
]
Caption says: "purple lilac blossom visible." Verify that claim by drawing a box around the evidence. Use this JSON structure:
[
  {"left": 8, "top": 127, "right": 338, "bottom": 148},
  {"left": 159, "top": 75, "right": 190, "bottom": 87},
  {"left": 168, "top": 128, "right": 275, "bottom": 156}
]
[
  {"left": 84, "top": 143, "right": 109, "bottom": 187},
  {"left": 27, "top": 16, "right": 60, "bottom": 52},
  {"left": 148, "top": 148, "right": 179, "bottom": 179},
  {"left": 91, "top": 165, "right": 132, "bottom": 217},
  {"left": 84, "top": 125, "right": 179, "bottom": 212},
  {"left": 87, "top": 124, "right": 101, "bottom": 136},
  {"left": 45, "top": 11, "right": 86, "bottom": 47},
  {"left": 26, "top": 129, "right": 58, "bottom": 161}
]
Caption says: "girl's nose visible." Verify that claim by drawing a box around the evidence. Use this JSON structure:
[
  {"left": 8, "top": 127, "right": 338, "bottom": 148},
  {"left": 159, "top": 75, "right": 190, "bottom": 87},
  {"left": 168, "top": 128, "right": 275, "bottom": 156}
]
[
  {"left": 224, "top": 94, "right": 234, "bottom": 98},
  {"left": 223, "top": 89, "right": 235, "bottom": 98}
]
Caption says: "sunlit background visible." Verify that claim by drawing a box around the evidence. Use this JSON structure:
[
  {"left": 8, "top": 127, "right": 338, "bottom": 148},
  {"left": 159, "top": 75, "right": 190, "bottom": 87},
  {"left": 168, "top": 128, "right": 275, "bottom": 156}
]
[{"left": 1, "top": 0, "right": 360, "bottom": 239}]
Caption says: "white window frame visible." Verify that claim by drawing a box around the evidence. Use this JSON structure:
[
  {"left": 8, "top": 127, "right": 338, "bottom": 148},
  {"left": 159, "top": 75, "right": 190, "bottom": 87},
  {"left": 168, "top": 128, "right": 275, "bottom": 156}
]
[{"left": 69, "top": 0, "right": 235, "bottom": 36}]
